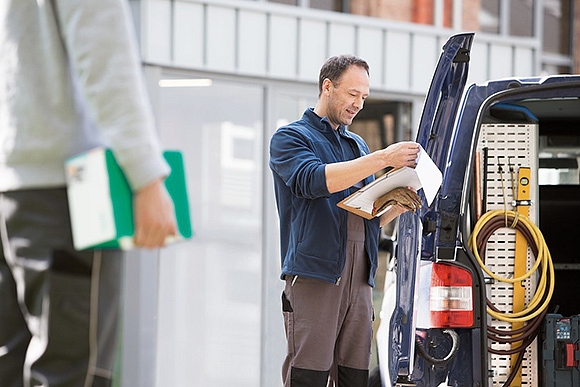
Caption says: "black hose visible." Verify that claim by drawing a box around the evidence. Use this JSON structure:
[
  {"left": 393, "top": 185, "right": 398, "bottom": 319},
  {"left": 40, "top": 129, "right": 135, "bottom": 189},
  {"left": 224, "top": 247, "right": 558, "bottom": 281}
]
[{"left": 473, "top": 212, "right": 554, "bottom": 387}]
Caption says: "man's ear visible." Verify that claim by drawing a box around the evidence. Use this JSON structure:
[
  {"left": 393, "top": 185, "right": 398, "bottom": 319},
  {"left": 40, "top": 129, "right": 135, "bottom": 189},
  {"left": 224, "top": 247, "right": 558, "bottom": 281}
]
[{"left": 321, "top": 78, "right": 333, "bottom": 95}]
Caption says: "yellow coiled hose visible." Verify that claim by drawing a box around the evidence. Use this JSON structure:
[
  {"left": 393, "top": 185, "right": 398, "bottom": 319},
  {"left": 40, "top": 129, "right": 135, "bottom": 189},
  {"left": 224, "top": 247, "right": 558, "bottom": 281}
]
[
  {"left": 468, "top": 209, "right": 555, "bottom": 387},
  {"left": 468, "top": 209, "right": 555, "bottom": 323}
]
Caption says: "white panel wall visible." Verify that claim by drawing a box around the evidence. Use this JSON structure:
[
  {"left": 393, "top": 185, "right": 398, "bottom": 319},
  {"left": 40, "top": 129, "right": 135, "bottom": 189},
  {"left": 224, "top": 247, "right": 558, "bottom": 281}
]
[
  {"left": 139, "top": 0, "right": 541, "bottom": 95},
  {"left": 298, "top": 19, "right": 328, "bottom": 81},
  {"left": 173, "top": 2, "right": 205, "bottom": 68},
  {"left": 358, "top": 27, "right": 384, "bottom": 88},
  {"left": 269, "top": 15, "right": 299, "bottom": 78},
  {"left": 206, "top": 6, "right": 237, "bottom": 71},
  {"left": 239, "top": 10, "right": 268, "bottom": 75},
  {"left": 513, "top": 46, "right": 535, "bottom": 78},
  {"left": 142, "top": 0, "right": 172, "bottom": 63},
  {"left": 411, "top": 34, "right": 439, "bottom": 93},
  {"left": 467, "top": 41, "right": 489, "bottom": 87},
  {"left": 328, "top": 22, "right": 356, "bottom": 57},
  {"left": 385, "top": 31, "right": 411, "bottom": 91},
  {"left": 489, "top": 43, "right": 514, "bottom": 80}
]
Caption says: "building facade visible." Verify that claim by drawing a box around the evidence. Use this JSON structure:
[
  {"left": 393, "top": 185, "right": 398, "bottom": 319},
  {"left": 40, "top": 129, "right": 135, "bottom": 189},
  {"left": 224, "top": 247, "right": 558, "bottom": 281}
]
[{"left": 119, "top": 1, "right": 578, "bottom": 386}]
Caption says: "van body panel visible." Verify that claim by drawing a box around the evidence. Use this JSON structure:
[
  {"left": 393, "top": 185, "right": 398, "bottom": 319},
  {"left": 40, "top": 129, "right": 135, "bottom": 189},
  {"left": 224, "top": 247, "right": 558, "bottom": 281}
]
[{"left": 386, "top": 32, "right": 474, "bottom": 385}]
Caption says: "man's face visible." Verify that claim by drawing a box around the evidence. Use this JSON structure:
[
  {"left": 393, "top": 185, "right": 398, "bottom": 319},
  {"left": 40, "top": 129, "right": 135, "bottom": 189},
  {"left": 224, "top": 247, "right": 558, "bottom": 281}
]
[{"left": 324, "top": 65, "right": 369, "bottom": 128}]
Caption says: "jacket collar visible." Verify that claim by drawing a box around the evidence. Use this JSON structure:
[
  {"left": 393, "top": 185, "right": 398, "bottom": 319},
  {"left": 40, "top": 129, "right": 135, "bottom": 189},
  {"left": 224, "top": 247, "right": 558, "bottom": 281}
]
[{"left": 304, "top": 108, "right": 348, "bottom": 136}]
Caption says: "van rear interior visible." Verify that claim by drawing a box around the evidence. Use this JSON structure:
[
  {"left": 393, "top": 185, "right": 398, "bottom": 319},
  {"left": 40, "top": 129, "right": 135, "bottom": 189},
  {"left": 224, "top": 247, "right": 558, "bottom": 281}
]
[
  {"left": 485, "top": 97, "right": 580, "bottom": 316},
  {"left": 477, "top": 95, "right": 580, "bottom": 384}
]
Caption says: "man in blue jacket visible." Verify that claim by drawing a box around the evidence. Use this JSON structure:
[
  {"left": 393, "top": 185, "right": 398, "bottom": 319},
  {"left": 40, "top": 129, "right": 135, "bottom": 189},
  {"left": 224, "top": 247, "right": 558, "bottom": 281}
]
[{"left": 269, "top": 55, "right": 420, "bottom": 386}]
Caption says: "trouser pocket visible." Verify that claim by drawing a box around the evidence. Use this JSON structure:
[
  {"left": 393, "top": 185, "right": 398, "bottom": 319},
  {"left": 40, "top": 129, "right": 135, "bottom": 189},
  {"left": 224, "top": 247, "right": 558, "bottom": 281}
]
[{"left": 282, "top": 290, "right": 293, "bottom": 312}]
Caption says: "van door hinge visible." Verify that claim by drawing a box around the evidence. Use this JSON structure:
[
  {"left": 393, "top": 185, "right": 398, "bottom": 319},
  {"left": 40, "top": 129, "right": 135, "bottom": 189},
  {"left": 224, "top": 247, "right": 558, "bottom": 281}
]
[
  {"left": 423, "top": 218, "right": 437, "bottom": 235},
  {"left": 439, "top": 213, "right": 458, "bottom": 243},
  {"left": 453, "top": 48, "right": 470, "bottom": 63}
]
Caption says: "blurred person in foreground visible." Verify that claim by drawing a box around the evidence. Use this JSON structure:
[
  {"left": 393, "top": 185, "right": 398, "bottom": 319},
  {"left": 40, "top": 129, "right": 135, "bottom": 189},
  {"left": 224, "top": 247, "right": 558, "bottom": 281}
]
[
  {"left": 269, "top": 55, "right": 420, "bottom": 386},
  {"left": 0, "top": 1, "right": 177, "bottom": 386}
]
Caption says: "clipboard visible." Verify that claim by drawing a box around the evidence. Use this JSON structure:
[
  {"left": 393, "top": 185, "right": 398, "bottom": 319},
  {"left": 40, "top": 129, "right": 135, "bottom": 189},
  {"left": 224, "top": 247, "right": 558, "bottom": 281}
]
[{"left": 65, "top": 147, "right": 193, "bottom": 250}]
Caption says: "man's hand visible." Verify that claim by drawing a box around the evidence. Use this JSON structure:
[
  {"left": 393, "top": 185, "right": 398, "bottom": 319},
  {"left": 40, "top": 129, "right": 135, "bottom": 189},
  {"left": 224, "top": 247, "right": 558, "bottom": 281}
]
[
  {"left": 325, "top": 141, "right": 421, "bottom": 194},
  {"left": 380, "top": 141, "right": 420, "bottom": 169},
  {"left": 133, "top": 178, "right": 177, "bottom": 248}
]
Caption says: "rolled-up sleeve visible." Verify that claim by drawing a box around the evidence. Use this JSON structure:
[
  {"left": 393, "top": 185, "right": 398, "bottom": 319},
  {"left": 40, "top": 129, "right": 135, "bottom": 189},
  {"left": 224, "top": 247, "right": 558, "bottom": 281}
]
[{"left": 269, "top": 127, "right": 330, "bottom": 199}]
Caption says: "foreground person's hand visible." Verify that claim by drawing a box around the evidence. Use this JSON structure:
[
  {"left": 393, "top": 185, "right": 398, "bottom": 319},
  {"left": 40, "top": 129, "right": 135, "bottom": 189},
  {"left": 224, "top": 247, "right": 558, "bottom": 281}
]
[{"left": 133, "top": 178, "right": 177, "bottom": 248}]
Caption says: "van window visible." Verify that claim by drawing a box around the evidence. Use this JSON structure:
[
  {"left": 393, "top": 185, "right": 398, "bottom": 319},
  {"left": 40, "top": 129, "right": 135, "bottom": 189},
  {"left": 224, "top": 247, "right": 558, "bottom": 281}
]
[{"left": 538, "top": 135, "right": 580, "bottom": 185}]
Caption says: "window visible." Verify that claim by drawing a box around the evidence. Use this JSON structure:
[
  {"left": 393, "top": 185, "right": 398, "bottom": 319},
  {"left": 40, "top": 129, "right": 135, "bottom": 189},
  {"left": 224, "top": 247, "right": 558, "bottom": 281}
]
[
  {"left": 311, "top": 0, "right": 345, "bottom": 12},
  {"left": 268, "top": 0, "right": 297, "bottom": 5},
  {"left": 543, "top": 0, "right": 572, "bottom": 55},
  {"left": 268, "top": 0, "right": 343, "bottom": 11},
  {"left": 539, "top": 134, "right": 580, "bottom": 185},
  {"left": 155, "top": 75, "right": 264, "bottom": 386},
  {"left": 510, "top": 0, "right": 534, "bottom": 37},
  {"left": 480, "top": 0, "right": 536, "bottom": 37},
  {"left": 480, "top": 0, "right": 500, "bottom": 33}
]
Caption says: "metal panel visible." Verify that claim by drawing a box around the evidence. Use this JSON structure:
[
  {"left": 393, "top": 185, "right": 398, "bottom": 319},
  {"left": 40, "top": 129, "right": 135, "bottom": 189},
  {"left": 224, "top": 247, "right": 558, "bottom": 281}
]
[
  {"left": 357, "top": 26, "right": 384, "bottom": 88},
  {"left": 385, "top": 31, "right": 411, "bottom": 91},
  {"left": 173, "top": 2, "right": 204, "bottom": 68},
  {"left": 411, "top": 34, "right": 438, "bottom": 93},
  {"left": 137, "top": 0, "right": 540, "bottom": 94},
  {"left": 489, "top": 44, "right": 514, "bottom": 81},
  {"left": 328, "top": 22, "right": 356, "bottom": 57},
  {"left": 468, "top": 41, "right": 490, "bottom": 86},
  {"left": 206, "top": 5, "right": 237, "bottom": 71},
  {"left": 143, "top": 0, "right": 172, "bottom": 63},
  {"left": 298, "top": 18, "right": 327, "bottom": 81},
  {"left": 514, "top": 46, "right": 535, "bottom": 78},
  {"left": 239, "top": 10, "right": 268, "bottom": 75},
  {"left": 479, "top": 123, "right": 539, "bottom": 387},
  {"left": 268, "top": 15, "right": 298, "bottom": 78}
]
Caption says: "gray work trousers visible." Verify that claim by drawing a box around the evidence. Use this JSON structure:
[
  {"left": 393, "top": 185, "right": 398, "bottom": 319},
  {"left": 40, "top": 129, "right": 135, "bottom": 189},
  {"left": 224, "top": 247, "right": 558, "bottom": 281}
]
[
  {"left": 282, "top": 213, "right": 373, "bottom": 387},
  {"left": 0, "top": 189, "right": 123, "bottom": 387}
]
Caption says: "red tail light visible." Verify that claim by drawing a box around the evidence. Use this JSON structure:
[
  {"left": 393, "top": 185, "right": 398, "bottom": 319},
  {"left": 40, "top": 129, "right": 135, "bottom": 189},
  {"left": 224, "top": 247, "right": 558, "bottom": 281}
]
[{"left": 430, "top": 262, "right": 474, "bottom": 328}]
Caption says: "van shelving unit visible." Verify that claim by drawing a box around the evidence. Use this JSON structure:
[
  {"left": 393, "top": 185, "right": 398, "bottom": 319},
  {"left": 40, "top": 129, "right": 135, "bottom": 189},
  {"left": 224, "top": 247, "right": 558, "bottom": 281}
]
[{"left": 478, "top": 123, "right": 539, "bottom": 387}]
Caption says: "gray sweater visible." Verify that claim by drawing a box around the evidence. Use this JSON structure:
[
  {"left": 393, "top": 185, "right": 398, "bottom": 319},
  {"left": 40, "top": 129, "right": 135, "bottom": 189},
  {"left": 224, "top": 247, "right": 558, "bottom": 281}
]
[{"left": 0, "top": 0, "right": 169, "bottom": 192}]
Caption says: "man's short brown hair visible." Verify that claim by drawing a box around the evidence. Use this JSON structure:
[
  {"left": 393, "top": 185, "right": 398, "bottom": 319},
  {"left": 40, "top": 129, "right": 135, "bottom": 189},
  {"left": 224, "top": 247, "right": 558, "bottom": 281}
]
[{"left": 318, "top": 55, "right": 369, "bottom": 96}]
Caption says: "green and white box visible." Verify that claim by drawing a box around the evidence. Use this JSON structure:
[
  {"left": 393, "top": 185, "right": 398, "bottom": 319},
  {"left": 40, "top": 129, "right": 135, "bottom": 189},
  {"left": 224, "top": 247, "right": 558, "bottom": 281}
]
[{"left": 65, "top": 147, "right": 193, "bottom": 250}]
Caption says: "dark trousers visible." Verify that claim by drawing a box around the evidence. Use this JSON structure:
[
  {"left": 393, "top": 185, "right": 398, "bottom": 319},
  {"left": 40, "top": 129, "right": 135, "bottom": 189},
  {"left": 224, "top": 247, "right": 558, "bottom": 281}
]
[
  {"left": 0, "top": 189, "right": 123, "bottom": 387},
  {"left": 282, "top": 213, "right": 373, "bottom": 387}
]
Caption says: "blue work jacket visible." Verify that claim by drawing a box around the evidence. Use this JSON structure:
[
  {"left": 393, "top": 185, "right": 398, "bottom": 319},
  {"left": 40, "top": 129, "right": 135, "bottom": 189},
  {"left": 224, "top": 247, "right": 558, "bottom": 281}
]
[{"left": 269, "top": 108, "right": 381, "bottom": 287}]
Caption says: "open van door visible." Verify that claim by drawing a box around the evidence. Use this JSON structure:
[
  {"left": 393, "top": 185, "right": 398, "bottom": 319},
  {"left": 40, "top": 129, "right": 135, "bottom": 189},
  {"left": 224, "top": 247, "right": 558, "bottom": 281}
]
[{"left": 385, "top": 32, "right": 474, "bottom": 386}]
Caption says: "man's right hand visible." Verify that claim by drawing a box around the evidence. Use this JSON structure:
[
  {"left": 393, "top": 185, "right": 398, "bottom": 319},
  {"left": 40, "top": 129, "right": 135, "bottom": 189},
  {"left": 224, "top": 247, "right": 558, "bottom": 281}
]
[
  {"left": 380, "top": 141, "right": 420, "bottom": 169},
  {"left": 325, "top": 141, "right": 421, "bottom": 194}
]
